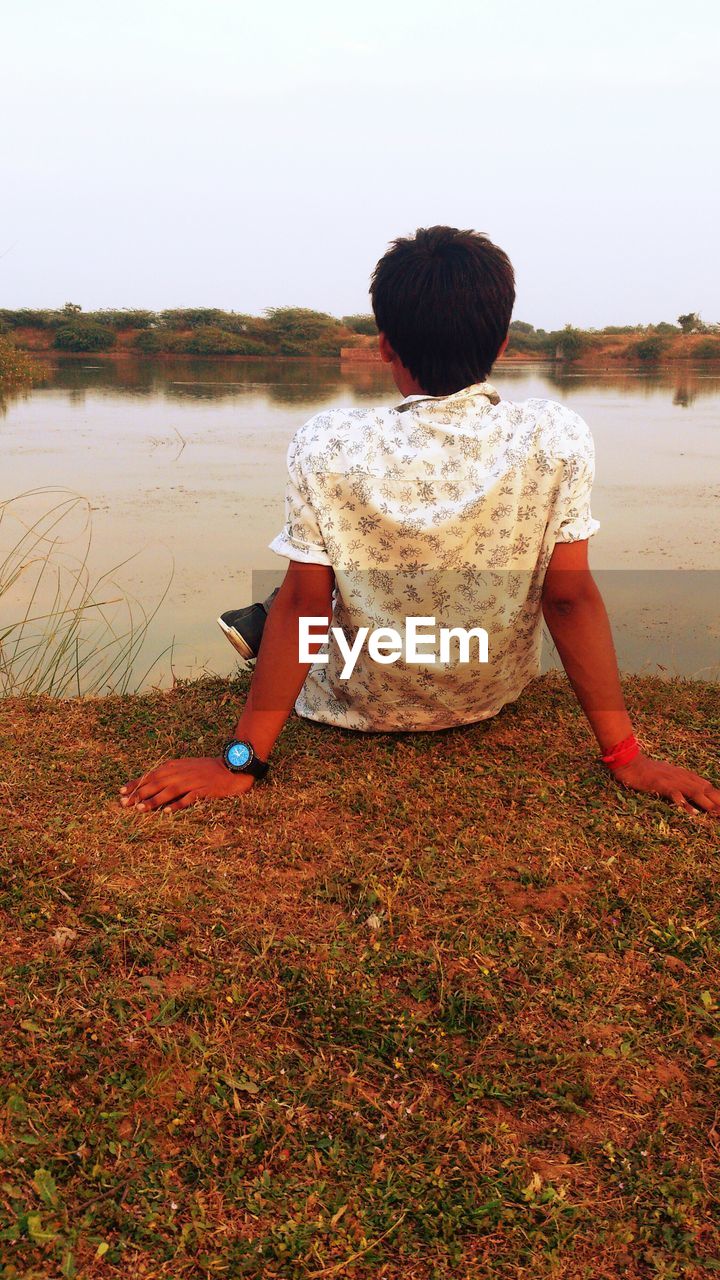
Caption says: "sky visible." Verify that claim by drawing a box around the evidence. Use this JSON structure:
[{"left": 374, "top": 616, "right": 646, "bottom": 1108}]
[{"left": 1, "top": 0, "right": 719, "bottom": 329}]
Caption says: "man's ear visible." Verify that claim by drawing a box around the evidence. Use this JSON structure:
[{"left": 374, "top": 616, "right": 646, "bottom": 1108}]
[{"left": 378, "top": 332, "right": 395, "bottom": 365}]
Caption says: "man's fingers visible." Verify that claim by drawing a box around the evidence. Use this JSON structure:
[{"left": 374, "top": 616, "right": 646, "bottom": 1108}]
[
  {"left": 163, "top": 792, "right": 198, "bottom": 814},
  {"left": 674, "top": 770, "right": 720, "bottom": 815},
  {"left": 136, "top": 785, "right": 189, "bottom": 812},
  {"left": 121, "top": 761, "right": 179, "bottom": 796},
  {"left": 686, "top": 790, "right": 714, "bottom": 814},
  {"left": 702, "top": 785, "right": 720, "bottom": 814},
  {"left": 137, "top": 768, "right": 190, "bottom": 798},
  {"left": 686, "top": 788, "right": 720, "bottom": 817},
  {"left": 122, "top": 772, "right": 182, "bottom": 807},
  {"left": 129, "top": 780, "right": 164, "bottom": 805},
  {"left": 121, "top": 771, "right": 163, "bottom": 801},
  {"left": 670, "top": 790, "right": 698, "bottom": 815}
]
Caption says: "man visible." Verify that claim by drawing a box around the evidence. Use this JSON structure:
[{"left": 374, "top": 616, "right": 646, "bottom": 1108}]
[{"left": 120, "top": 227, "right": 719, "bottom": 817}]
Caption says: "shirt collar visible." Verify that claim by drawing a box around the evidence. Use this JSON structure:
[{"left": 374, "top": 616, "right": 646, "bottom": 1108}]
[{"left": 395, "top": 380, "right": 501, "bottom": 412}]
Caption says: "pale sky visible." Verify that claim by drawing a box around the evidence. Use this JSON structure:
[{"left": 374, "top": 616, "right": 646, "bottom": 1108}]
[{"left": 2, "top": 0, "right": 718, "bottom": 328}]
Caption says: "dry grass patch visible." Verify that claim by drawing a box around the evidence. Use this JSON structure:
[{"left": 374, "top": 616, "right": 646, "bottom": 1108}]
[{"left": 0, "top": 673, "right": 718, "bottom": 1279}]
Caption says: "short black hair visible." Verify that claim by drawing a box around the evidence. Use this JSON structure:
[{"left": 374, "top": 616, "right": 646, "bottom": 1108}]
[{"left": 370, "top": 226, "right": 515, "bottom": 396}]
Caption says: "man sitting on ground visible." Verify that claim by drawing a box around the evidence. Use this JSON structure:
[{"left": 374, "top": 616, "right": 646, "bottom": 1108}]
[{"left": 120, "top": 226, "right": 720, "bottom": 818}]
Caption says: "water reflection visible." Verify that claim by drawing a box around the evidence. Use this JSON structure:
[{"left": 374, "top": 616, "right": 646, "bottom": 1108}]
[
  {"left": 503, "top": 363, "right": 720, "bottom": 405},
  {"left": 32, "top": 356, "right": 382, "bottom": 406},
  {"left": 6, "top": 354, "right": 720, "bottom": 411}
]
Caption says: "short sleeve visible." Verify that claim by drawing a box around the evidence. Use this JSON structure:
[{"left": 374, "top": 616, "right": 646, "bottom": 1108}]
[
  {"left": 268, "top": 430, "right": 333, "bottom": 566},
  {"left": 552, "top": 410, "right": 601, "bottom": 544}
]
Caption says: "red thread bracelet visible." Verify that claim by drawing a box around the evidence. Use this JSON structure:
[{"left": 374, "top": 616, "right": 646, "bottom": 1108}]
[{"left": 602, "top": 733, "right": 640, "bottom": 770}]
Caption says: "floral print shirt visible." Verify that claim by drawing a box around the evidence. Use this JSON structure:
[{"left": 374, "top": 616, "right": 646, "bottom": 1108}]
[{"left": 269, "top": 381, "right": 599, "bottom": 731}]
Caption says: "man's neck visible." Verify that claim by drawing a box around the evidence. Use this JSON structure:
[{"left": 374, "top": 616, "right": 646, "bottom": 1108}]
[{"left": 392, "top": 367, "right": 427, "bottom": 398}]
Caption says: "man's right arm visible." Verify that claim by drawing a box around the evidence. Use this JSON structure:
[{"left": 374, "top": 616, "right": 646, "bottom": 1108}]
[{"left": 231, "top": 560, "right": 334, "bottom": 763}]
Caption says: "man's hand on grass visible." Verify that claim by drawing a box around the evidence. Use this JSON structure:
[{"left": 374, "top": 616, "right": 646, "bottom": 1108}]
[
  {"left": 610, "top": 751, "right": 720, "bottom": 816},
  {"left": 120, "top": 757, "right": 254, "bottom": 813}
]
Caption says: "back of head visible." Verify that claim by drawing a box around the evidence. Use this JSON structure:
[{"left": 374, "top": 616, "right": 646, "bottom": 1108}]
[{"left": 370, "top": 226, "right": 515, "bottom": 396}]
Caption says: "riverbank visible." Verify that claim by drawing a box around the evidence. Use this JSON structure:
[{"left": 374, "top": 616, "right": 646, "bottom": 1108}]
[
  {"left": 7, "top": 321, "right": 720, "bottom": 367},
  {"left": 16, "top": 337, "right": 720, "bottom": 378},
  {"left": 340, "top": 331, "right": 720, "bottom": 366},
  {"left": 1, "top": 672, "right": 718, "bottom": 1278}
]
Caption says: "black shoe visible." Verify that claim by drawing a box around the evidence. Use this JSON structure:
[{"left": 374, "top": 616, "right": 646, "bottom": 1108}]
[{"left": 217, "top": 589, "right": 279, "bottom": 661}]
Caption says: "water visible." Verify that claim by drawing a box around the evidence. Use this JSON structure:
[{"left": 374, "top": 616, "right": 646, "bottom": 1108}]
[{"left": 2, "top": 357, "right": 719, "bottom": 690}]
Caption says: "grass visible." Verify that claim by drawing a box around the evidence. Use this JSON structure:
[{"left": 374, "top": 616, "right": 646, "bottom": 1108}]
[
  {"left": 0, "top": 671, "right": 718, "bottom": 1278},
  {"left": 0, "top": 489, "right": 172, "bottom": 698}
]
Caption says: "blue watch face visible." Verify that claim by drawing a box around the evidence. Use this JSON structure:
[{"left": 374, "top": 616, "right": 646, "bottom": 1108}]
[{"left": 226, "top": 741, "right": 252, "bottom": 769}]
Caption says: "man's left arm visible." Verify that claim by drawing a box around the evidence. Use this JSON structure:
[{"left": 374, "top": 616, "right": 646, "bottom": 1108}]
[{"left": 542, "top": 538, "right": 720, "bottom": 816}]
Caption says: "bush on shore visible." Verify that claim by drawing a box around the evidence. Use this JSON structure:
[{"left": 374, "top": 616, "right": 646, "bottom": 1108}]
[
  {"left": 134, "top": 327, "right": 271, "bottom": 356},
  {"left": 54, "top": 323, "right": 116, "bottom": 352},
  {"left": 134, "top": 329, "right": 191, "bottom": 354},
  {"left": 694, "top": 337, "right": 720, "bottom": 359},
  {"left": 342, "top": 313, "right": 378, "bottom": 335},
  {"left": 0, "top": 335, "right": 41, "bottom": 390},
  {"left": 632, "top": 336, "right": 667, "bottom": 362},
  {"left": 182, "top": 326, "right": 271, "bottom": 356},
  {"left": 154, "top": 308, "right": 257, "bottom": 333},
  {"left": 0, "top": 307, "right": 157, "bottom": 332},
  {"left": 263, "top": 307, "right": 347, "bottom": 356}
]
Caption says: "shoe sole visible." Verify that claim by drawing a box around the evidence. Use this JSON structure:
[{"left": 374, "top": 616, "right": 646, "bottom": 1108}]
[{"left": 217, "top": 617, "right": 256, "bottom": 661}]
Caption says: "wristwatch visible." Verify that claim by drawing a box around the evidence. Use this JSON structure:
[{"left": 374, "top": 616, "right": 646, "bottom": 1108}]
[{"left": 221, "top": 739, "right": 269, "bottom": 780}]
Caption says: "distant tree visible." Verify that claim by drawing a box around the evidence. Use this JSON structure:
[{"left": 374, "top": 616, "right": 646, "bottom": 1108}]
[
  {"left": 342, "top": 314, "right": 377, "bottom": 335},
  {"left": 54, "top": 323, "right": 115, "bottom": 352},
  {"left": 63, "top": 302, "right": 82, "bottom": 315},
  {"left": 264, "top": 307, "right": 345, "bottom": 356},
  {"left": 505, "top": 322, "right": 545, "bottom": 353},
  {"left": 633, "top": 336, "right": 666, "bottom": 362},
  {"left": 654, "top": 321, "right": 680, "bottom": 334},
  {"left": 677, "top": 312, "right": 701, "bottom": 334},
  {"left": 548, "top": 325, "right": 588, "bottom": 360}
]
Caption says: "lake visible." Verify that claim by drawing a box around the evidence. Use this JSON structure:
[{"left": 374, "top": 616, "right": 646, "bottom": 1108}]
[{"left": 2, "top": 357, "right": 719, "bottom": 692}]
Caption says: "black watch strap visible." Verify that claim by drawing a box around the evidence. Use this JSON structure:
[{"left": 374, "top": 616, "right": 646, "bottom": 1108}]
[{"left": 245, "top": 755, "right": 269, "bottom": 780}]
